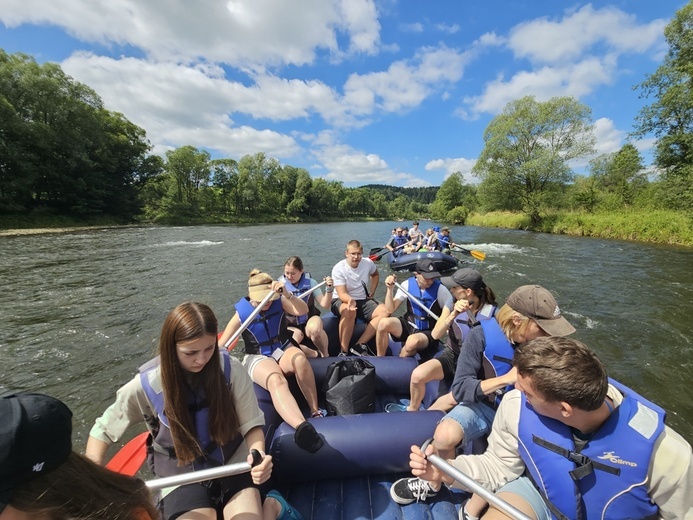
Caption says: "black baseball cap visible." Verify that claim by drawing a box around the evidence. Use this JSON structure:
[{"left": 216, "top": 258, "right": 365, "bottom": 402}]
[
  {"left": 441, "top": 268, "right": 485, "bottom": 291},
  {"left": 415, "top": 258, "right": 441, "bottom": 279},
  {"left": 0, "top": 393, "right": 73, "bottom": 513}
]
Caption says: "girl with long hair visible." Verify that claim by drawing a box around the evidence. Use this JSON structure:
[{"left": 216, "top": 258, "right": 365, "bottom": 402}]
[{"left": 86, "top": 302, "right": 273, "bottom": 520}]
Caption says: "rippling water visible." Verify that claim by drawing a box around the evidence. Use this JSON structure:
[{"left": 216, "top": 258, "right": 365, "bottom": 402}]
[{"left": 1, "top": 222, "right": 691, "bottom": 446}]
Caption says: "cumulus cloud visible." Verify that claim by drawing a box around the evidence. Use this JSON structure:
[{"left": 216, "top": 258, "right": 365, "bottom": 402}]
[{"left": 425, "top": 158, "right": 478, "bottom": 184}]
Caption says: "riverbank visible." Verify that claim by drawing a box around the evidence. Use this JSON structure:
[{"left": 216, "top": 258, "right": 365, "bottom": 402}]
[{"left": 466, "top": 209, "right": 693, "bottom": 246}]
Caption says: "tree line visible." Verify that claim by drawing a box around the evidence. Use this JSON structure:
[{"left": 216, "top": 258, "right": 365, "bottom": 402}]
[{"left": 1, "top": 2, "right": 691, "bottom": 228}]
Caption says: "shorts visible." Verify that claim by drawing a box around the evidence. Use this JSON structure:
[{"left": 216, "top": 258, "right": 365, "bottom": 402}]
[
  {"left": 437, "top": 347, "right": 459, "bottom": 382},
  {"left": 243, "top": 353, "right": 279, "bottom": 380},
  {"left": 331, "top": 298, "right": 380, "bottom": 322},
  {"left": 442, "top": 401, "right": 496, "bottom": 444},
  {"left": 287, "top": 321, "right": 318, "bottom": 351},
  {"left": 160, "top": 472, "right": 256, "bottom": 520},
  {"left": 496, "top": 475, "right": 550, "bottom": 520}
]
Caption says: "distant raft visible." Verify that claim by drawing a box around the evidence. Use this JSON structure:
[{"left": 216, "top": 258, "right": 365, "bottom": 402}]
[{"left": 387, "top": 250, "right": 460, "bottom": 273}]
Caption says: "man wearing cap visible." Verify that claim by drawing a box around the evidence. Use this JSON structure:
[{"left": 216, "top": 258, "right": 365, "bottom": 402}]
[
  {"left": 408, "top": 337, "right": 693, "bottom": 520},
  {"left": 391, "top": 284, "right": 576, "bottom": 505},
  {"left": 375, "top": 258, "right": 453, "bottom": 357}
]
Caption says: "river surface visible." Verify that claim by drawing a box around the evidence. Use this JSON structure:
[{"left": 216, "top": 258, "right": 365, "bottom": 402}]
[{"left": 1, "top": 222, "right": 692, "bottom": 448}]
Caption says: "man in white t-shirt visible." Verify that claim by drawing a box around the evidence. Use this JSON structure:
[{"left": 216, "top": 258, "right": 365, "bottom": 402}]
[{"left": 331, "top": 240, "right": 390, "bottom": 356}]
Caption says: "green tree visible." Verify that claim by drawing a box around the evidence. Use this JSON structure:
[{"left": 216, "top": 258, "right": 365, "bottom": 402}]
[
  {"left": 633, "top": 2, "right": 693, "bottom": 213},
  {"left": 473, "top": 96, "right": 596, "bottom": 226},
  {"left": 164, "top": 146, "right": 211, "bottom": 215},
  {"left": 590, "top": 143, "right": 647, "bottom": 208}
]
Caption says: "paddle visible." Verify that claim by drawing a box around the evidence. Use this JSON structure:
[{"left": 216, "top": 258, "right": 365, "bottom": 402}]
[
  {"left": 451, "top": 245, "right": 486, "bottom": 262},
  {"left": 393, "top": 281, "right": 440, "bottom": 321},
  {"left": 369, "top": 241, "right": 411, "bottom": 261},
  {"left": 145, "top": 449, "right": 262, "bottom": 490},
  {"left": 419, "top": 439, "right": 533, "bottom": 520},
  {"left": 105, "top": 431, "right": 149, "bottom": 476},
  {"left": 296, "top": 280, "right": 327, "bottom": 299},
  {"left": 224, "top": 289, "right": 278, "bottom": 350}
]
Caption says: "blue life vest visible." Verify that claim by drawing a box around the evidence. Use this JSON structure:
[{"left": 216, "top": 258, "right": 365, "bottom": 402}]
[
  {"left": 517, "top": 379, "right": 664, "bottom": 520},
  {"left": 447, "top": 303, "right": 497, "bottom": 354},
  {"left": 139, "top": 350, "right": 241, "bottom": 475},
  {"left": 437, "top": 233, "right": 450, "bottom": 250},
  {"left": 235, "top": 297, "right": 287, "bottom": 356},
  {"left": 404, "top": 277, "right": 443, "bottom": 331},
  {"left": 479, "top": 319, "right": 515, "bottom": 408},
  {"left": 278, "top": 273, "right": 317, "bottom": 326}
]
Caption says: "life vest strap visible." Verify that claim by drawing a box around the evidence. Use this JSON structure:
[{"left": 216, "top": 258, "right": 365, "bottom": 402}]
[{"left": 532, "top": 435, "right": 621, "bottom": 480}]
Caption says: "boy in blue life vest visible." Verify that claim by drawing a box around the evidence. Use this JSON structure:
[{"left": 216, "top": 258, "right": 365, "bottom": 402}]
[{"left": 408, "top": 337, "right": 693, "bottom": 520}]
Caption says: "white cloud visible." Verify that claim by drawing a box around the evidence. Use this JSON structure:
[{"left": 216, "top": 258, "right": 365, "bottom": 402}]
[
  {"left": 436, "top": 23, "right": 460, "bottom": 35},
  {"left": 400, "top": 22, "right": 424, "bottom": 33},
  {"left": 0, "top": 0, "right": 381, "bottom": 68},
  {"left": 508, "top": 4, "right": 667, "bottom": 64},
  {"left": 425, "top": 157, "right": 477, "bottom": 184}
]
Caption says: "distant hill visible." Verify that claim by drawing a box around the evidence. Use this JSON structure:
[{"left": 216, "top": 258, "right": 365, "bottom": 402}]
[{"left": 361, "top": 184, "right": 439, "bottom": 204}]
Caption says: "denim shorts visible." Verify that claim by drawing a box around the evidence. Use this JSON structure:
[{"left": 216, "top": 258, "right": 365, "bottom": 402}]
[
  {"left": 442, "top": 401, "right": 496, "bottom": 443},
  {"left": 496, "top": 475, "right": 550, "bottom": 520}
]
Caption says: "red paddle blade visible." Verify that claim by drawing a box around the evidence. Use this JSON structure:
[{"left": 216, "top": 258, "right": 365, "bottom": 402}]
[{"left": 106, "top": 431, "right": 149, "bottom": 476}]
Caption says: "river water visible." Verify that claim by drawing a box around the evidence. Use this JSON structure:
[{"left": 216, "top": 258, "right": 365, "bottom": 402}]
[{"left": 1, "top": 222, "right": 692, "bottom": 447}]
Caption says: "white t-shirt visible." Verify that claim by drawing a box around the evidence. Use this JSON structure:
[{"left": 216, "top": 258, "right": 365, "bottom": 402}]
[{"left": 331, "top": 257, "right": 376, "bottom": 300}]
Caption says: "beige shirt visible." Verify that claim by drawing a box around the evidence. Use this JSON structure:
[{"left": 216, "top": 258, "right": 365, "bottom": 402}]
[
  {"left": 90, "top": 354, "right": 265, "bottom": 466},
  {"left": 449, "top": 386, "right": 693, "bottom": 519}
]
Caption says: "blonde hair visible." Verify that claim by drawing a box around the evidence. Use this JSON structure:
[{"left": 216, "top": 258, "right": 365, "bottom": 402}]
[
  {"left": 248, "top": 268, "right": 272, "bottom": 287},
  {"left": 495, "top": 303, "right": 534, "bottom": 342}
]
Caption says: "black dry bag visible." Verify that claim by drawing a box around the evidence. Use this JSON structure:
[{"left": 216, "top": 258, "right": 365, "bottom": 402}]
[{"left": 323, "top": 358, "right": 376, "bottom": 415}]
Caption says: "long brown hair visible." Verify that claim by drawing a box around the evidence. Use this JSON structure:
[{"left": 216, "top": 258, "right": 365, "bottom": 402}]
[
  {"left": 10, "top": 452, "right": 158, "bottom": 519},
  {"left": 158, "top": 302, "right": 239, "bottom": 464}
]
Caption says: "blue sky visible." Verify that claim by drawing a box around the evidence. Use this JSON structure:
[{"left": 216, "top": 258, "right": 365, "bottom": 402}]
[{"left": 0, "top": 0, "right": 685, "bottom": 187}]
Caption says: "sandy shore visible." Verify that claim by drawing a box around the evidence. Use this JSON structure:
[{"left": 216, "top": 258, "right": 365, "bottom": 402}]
[{"left": 0, "top": 225, "right": 137, "bottom": 237}]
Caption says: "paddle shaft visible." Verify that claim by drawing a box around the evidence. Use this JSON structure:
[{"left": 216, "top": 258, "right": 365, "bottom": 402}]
[
  {"left": 146, "top": 461, "right": 251, "bottom": 490},
  {"left": 145, "top": 449, "right": 263, "bottom": 491},
  {"left": 224, "top": 289, "right": 278, "bottom": 349},
  {"left": 421, "top": 444, "right": 532, "bottom": 520},
  {"left": 296, "top": 280, "right": 327, "bottom": 299},
  {"left": 393, "top": 281, "right": 440, "bottom": 321}
]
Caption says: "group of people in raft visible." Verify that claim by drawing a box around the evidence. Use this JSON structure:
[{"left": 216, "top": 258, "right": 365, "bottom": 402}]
[
  {"left": 1, "top": 238, "right": 691, "bottom": 520},
  {"left": 386, "top": 221, "right": 456, "bottom": 256}
]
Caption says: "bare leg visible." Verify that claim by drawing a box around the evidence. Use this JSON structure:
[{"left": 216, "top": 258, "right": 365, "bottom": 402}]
[
  {"left": 375, "top": 316, "right": 403, "bottom": 356},
  {"left": 177, "top": 509, "right": 216, "bottom": 520},
  {"left": 399, "top": 332, "right": 429, "bottom": 358},
  {"left": 482, "top": 492, "right": 538, "bottom": 520},
  {"left": 356, "top": 304, "right": 390, "bottom": 344},
  {"left": 222, "top": 487, "right": 262, "bottom": 519},
  {"left": 338, "top": 305, "right": 356, "bottom": 353},
  {"left": 253, "top": 358, "right": 306, "bottom": 429},
  {"left": 280, "top": 347, "right": 319, "bottom": 415},
  {"left": 433, "top": 417, "right": 465, "bottom": 460},
  {"left": 427, "top": 391, "right": 458, "bottom": 413},
  {"left": 409, "top": 359, "right": 444, "bottom": 411},
  {"left": 305, "top": 315, "right": 329, "bottom": 357}
]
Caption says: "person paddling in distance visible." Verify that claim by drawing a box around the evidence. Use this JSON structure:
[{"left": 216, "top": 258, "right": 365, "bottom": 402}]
[
  {"left": 331, "top": 240, "right": 390, "bottom": 356},
  {"left": 219, "top": 269, "right": 325, "bottom": 453},
  {"left": 391, "top": 285, "right": 576, "bottom": 506},
  {"left": 279, "top": 256, "right": 333, "bottom": 358},
  {"left": 386, "top": 227, "right": 410, "bottom": 258},
  {"left": 86, "top": 302, "right": 274, "bottom": 520},
  {"left": 375, "top": 258, "right": 453, "bottom": 358},
  {"left": 408, "top": 337, "right": 693, "bottom": 520},
  {"left": 0, "top": 392, "right": 157, "bottom": 520},
  {"left": 394, "top": 268, "right": 498, "bottom": 414}
]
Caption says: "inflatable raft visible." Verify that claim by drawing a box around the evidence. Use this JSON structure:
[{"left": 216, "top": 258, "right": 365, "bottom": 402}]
[
  {"left": 387, "top": 250, "right": 460, "bottom": 273},
  {"left": 254, "top": 315, "right": 470, "bottom": 519}
]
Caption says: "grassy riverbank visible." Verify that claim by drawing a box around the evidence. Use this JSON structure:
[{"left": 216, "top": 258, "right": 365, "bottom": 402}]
[{"left": 466, "top": 209, "right": 693, "bottom": 246}]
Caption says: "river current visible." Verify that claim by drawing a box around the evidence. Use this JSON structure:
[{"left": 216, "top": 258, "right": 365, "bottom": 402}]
[{"left": 1, "top": 221, "right": 691, "bottom": 446}]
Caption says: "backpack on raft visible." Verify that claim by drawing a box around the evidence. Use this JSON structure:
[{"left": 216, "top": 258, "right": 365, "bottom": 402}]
[{"left": 323, "top": 358, "right": 376, "bottom": 415}]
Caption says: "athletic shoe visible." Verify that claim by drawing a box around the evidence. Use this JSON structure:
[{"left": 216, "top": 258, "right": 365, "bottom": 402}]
[
  {"left": 390, "top": 477, "right": 439, "bottom": 504},
  {"left": 337, "top": 351, "right": 350, "bottom": 357},
  {"left": 350, "top": 343, "right": 375, "bottom": 356},
  {"left": 266, "top": 490, "right": 304, "bottom": 520},
  {"left": 385, "top": 403, "right": 408, "bottom": 413}
]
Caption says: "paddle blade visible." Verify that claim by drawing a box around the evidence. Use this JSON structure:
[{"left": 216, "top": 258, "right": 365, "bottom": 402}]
[
  {"left": 106, "top": 431, "right": 148, "bottom": 476},
  {"left": 470, "top": 250, "right": 486, "bottom": 261}
]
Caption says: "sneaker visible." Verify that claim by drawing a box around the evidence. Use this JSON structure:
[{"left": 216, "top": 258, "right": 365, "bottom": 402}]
[
  {"left": 385, "top": 403, "right": 408, "bottom": 413},
  {"left": 337, "top": 351, "right": 350, "bottom": 357},
  {"left": 350, "top": 343, "right": 375, "bottom": 356},
  {"left": 390, "top": 477, "right": 439, "bottom": 505}
]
